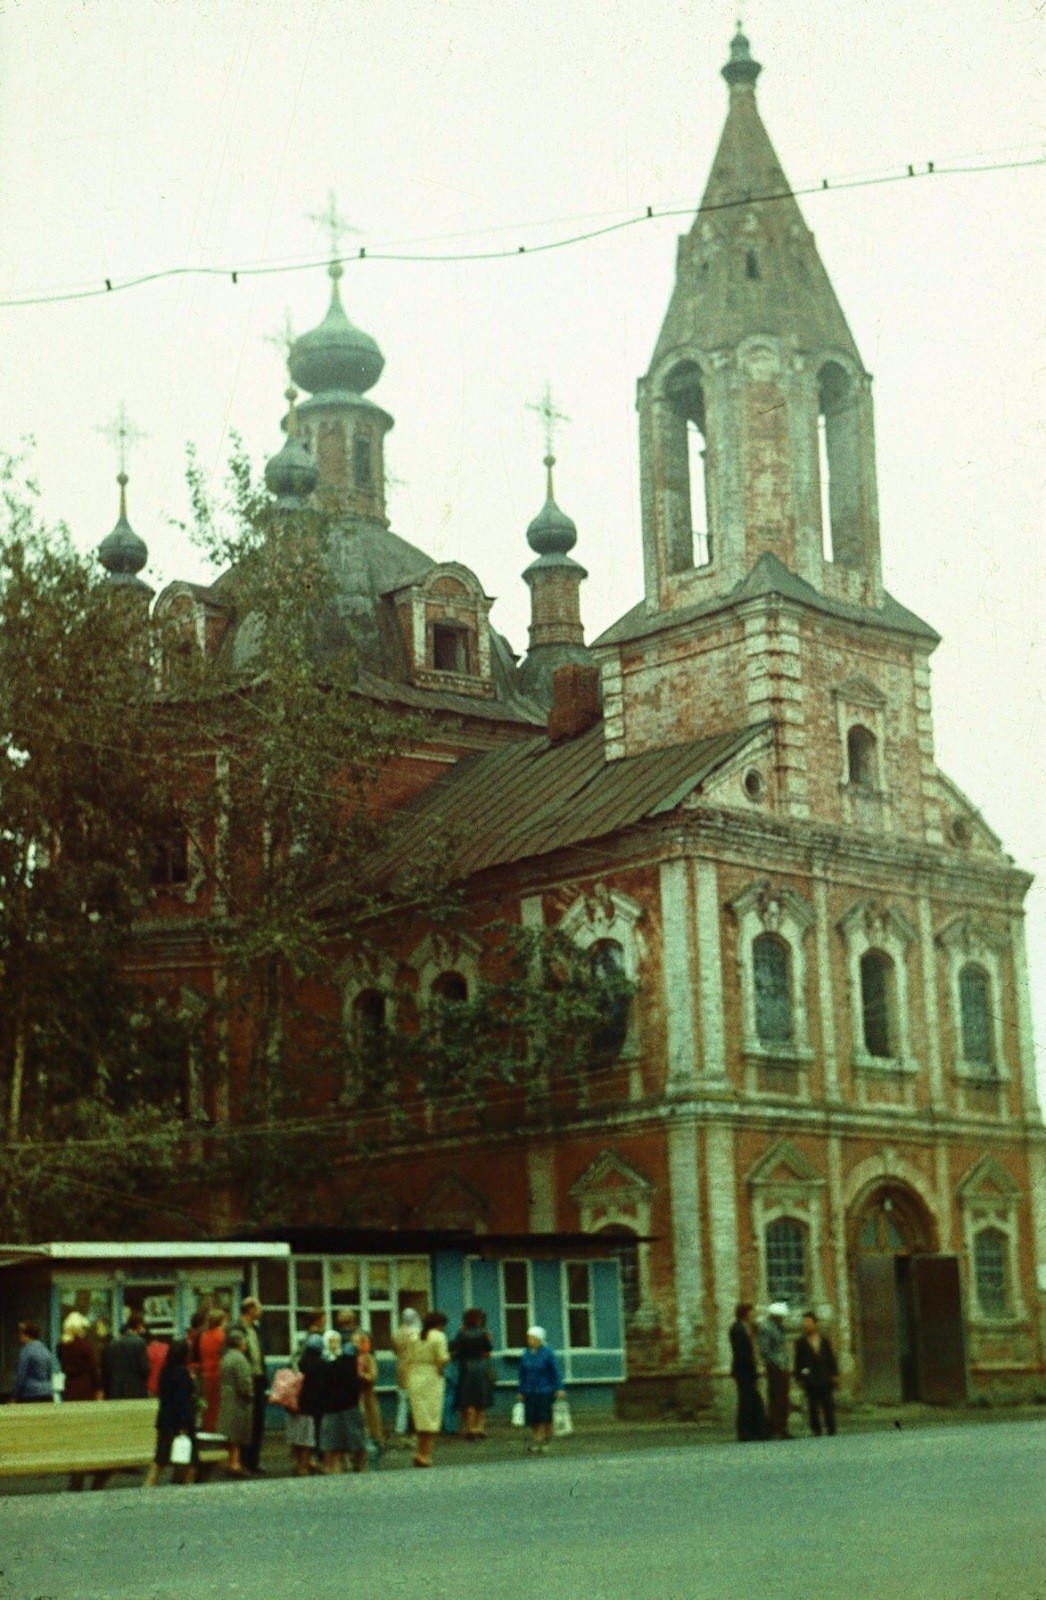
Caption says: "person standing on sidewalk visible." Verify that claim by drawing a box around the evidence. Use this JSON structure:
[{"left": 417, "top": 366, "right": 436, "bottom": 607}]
[
  {"left": 392, "top": 1307, "right": 421, "bottom": 1443},
  {"left": 405, "top": 1311, "right": 450, "bottom": 1468},
  {"left": 759, "top": 1303, "right": 792, "bottom": 1439},
  {"left": 516, "top": 1326, "right": 565, "bottom": 1455},
  {"left": 12, "top": 1321, "right": 57, "bottom": 1402},
  {"left": 228, "top": 1298, "right": 268, "bottom": 1473},
  {"left": 729, "top": 1302, "right": 768, "bottom": 1442},
  {"left": 794, "top": 1311, "right": 839, "bottom": 1437}
]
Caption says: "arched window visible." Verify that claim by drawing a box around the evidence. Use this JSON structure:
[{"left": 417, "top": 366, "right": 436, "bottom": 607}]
[
  {"left": 753, "top": 934, "right": 792, "bottom": 1046},
  {"left": 352, "top": 988, "right": 387, "bottom": 1071},
  {"left": 847, "top": 724, "right": 877, "bottom": 789},
  {"left": 352, "top": 432, "right": 372, "bottom": 489},
  {"left": 764, "top": 1217, "right": 807, "bottom": 1307},
  {"left": 959, "top": 963, "right": 994, "bottom": 1070},
  {"left": 663, "top": 362, "right": 711, "bottom": 572},
  {"left": 860, "top": 949, "right": 896, "bottom": 1059},
  {"left": 973, "top": 1227, "right": 1008, "bottom": 1316},
  {"left": 817, "top": 360, "right": 862, "bottom": 568},
  {"left": 431, "top": 971, "right": 468, "bottom": 1004},
  {"left": 590, "top": 939, "right": 630, "bottom": 1058}
]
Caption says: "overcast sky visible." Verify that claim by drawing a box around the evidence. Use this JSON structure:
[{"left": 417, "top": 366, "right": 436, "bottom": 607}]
[{"left": 1, "top": 0, "right": 1043, "bottom": 1096}]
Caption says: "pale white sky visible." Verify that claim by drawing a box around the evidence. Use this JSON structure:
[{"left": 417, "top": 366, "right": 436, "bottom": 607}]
[{"left": 1, "top": 0, "right": 1043, "bottom": 1097}]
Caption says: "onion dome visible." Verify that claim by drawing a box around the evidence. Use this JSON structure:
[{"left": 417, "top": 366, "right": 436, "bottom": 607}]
[
  {"left": 722, "top": 25, "right": 762, "bottom": 89},
  {"left": 288, "top": 261, "right": 384, "bottom": 397},
  {"left": 526, "top": 455, "right": 578, "bottom": 556},
  {"left": 265, "top": 387, "right": 320, "bottom": 506},
  {"left": 98, "top": 473, "right": 150, "bottom": 587}
]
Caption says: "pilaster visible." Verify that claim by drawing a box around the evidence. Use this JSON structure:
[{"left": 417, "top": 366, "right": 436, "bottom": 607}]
[
  {"left": 704, "top": 1122, "right": 739, "bottom": 1369},
  {"left": 918, "top": 893, "right": 946, "bottom": 1109},
  {"left": 694, "top": 860, "right": 726, "bottom": 1079},
  {"left": 660, "top": 859, "right": 699, "bottom": 1088},
  {"left": 667, "top": 1121, "right": 704, "bottom": 1362},
  {"left": 812, "top": 871, "right": 839, "bottom": 1100}
]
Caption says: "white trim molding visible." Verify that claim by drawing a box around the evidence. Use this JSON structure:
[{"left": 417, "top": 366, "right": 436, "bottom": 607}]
[
  {"left": 838, "top": 900, "right": 920, "bottom": 1095},
  {"left": 411, "top": 929, "right": 482, "bottom": 1003},
  {"left": 746, "top": 1140, "right": 827, "bottom": 1318},
  {"left": 957, "top": 1155, "right": 1028, "bottom": 1327},
  {"left": 834, "top": 675, "right": 892, "bottom": 832},
  {"left": 936, "top": 914, "right": 1011, "bottom": 1088},
  {"left": 729, "top": 880, "right": 816, "bottom": 1096},
  {"left": 570, "top": 1149, "right": 656, "bottom": 1322}
]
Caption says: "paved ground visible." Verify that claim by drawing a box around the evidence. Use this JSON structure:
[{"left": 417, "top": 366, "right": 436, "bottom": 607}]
[{"left": 1, "top": 1418, "right": 1043, "bottom": 1600}]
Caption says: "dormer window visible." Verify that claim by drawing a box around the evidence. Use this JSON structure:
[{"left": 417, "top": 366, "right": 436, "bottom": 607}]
[{"left": 431, "top": 622, "right": 473, "bottom": 675}]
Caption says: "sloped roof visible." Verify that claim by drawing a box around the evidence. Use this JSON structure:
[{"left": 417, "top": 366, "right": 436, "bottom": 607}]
[
  {"left": 385, "top": 720, "right": 768, "bottom": 880},
  {"left": 594, "top": 552, "right": 939, "bottom": 650}
]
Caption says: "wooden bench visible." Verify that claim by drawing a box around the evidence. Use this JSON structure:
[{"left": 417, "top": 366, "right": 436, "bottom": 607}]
[{"left": 0, "top": 1399, "right": 229, "bottom": 1484}]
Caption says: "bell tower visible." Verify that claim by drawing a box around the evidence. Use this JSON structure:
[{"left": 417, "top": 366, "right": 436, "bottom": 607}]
[{"left": 638, "top": 30, "right": 882, "bottom": 615}]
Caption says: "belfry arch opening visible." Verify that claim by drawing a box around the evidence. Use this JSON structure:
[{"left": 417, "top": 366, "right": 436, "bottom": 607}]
[
  {"left": 662, "top": 362, "right": 712, "bottom": 572},
  {"left": 817, "top": 360, "right": 863, "bottom": 569}
]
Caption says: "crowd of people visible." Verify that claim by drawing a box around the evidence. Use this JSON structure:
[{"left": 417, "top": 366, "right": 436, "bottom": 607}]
[
  {"left": 11, "top": 1302, "right": 569, "bottom": 1484},
  {"left": 729, "top": 1302, "right": 840, "bottom": 1441}
]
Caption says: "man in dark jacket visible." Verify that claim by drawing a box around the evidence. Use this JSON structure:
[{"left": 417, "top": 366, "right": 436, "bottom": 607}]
[
  {"left": 728, "top": 1302, "right": 768, "bottom": 1442},
  {"left": 102, "top": 1313, "right": 151, "bottom": 1399},
  {"left": 794, "top": 1310, "right": 839, "bottom": 1436}
]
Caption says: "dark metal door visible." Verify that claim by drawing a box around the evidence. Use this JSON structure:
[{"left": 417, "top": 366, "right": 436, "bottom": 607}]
[
  {"left": 855, "top": 1254, "right": 902, "bottom": 1402},
  {"left": 911, "top": 1254, "right": 967, "bottom": 1403}
]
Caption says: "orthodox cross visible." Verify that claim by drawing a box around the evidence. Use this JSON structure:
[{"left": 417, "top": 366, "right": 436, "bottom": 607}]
[
  {"left": 526, "top": 382, "right": 570, "bottom": 459},
  {"left": 306, "top": 190, "right": 360, "bottom": 261},
  {"left": 96, "top": 402, "right": 148, "bottom": 479}
]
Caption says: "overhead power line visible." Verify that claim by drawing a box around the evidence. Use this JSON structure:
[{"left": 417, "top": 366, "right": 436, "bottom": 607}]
[{"left": 1, "top": 153, "right": 1042, "bottom": 310}]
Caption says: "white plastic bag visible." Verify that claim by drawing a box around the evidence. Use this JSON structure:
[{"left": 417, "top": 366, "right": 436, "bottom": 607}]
[
  {"left": 552, "top": 1397, "right": 573, "bottom": 1437},
  {"left": 511, "top": 1400, "right": 526, "bottom": 1427},
  {"left": 170, "top": 1433, "right": 193, "bottom": 1466}
]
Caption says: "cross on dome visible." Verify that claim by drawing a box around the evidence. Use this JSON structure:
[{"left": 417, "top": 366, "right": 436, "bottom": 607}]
[
  {"left": 306, "top": 190, "right": 360, "bottom": 265},
  {"left": 96, "top": 402, "right": 148, "bottom": 480}
]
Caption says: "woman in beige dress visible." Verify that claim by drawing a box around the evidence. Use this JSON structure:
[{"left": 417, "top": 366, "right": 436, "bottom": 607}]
[{"left": 405, "top": 1311, "right": 449, "bottom": 1468}]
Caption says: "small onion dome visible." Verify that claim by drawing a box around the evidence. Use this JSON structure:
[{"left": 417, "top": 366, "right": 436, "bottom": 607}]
[
  {"left": 722, "top": 26, "right": 761, "bottom": 88},
  {"left": 98, "top": 473, "right": 149, "bottom": 583},
  {"left": 288, "top": 261, "right": 384, "bottom": 397},
  {"left": 265, "top": 387, "right": 320, "bottom": 505},
  {"left": 526, "top": 454, "right": 578, "bottom": 556}
]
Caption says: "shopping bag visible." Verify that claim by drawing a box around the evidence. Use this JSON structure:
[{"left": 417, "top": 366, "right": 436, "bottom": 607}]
[
  {"left": 268, "top": 1366, "right": 303, "bottom": 1413},
  {"left": 511, "top": 1400, "right": 526, "bottom": 1427},
  {"left": 552, "top": 1397, "right": 573, "bottom": 1437},
  {"left": 170, "top": 1433, "right": 193, "bottom": 1466}
]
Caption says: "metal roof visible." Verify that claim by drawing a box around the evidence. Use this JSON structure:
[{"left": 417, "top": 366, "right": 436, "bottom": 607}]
[{"left": 385, "top": 719, "right": 768, "bottom": 880}]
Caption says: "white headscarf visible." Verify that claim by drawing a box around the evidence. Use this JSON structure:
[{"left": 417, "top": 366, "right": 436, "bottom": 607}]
[
  {"left": 401, "top": 1308, "right": 422, "bottom": 1329},
  {"left": 527, "top": 1325, "right": 546, "bottom": 1343}
]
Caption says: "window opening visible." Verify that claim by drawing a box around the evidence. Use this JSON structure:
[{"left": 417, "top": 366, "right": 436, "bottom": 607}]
[
  {"left": 589, "top": 939, "right": 630, "bottom": 1058},
  {"left": 150, "top": 824, "right": 190, "bottom": 888},
  {"left": 764, "top": 1218, "right": 807, "bottom": 1307},
  {"left": 818, "top": 414, "right": 833, "bottom": 561},
  {"left": 501, "top": 1260, "right": 531, "bottom": 1349},
  {"left": 598, "top": 1225, "right": 640, "bottom": 1320},
  {"left": 959, "top": 964, "right": 994, "bottom": 1070},
  {"left": 565, "top": 1261, "right": 593, "bottom": 1348},
  {"left": 663, "top": 363, "right": 711, "bottom": 575},
  {"left": 753, "top": 934, "right": 792, "bottom": 1045},
  {"left": 860, "top": 948, "right": 895, "bottom": 1059},
  {"left": 847, "top": 725, "right": 877, "bottom": 789},
  {"left": 258, "top": 1256, "right": 431, "bottom": 1359},
  {"left": 973, "top": 1228, "right": 1008, "bottom": 1315},
  {"left": 352, "top": 988, "right": 387, "bottom": 1073},
  {"left": 687, "top": 423, "right": 711, "bottom": 567},
  {"left": 352, "top": 432, "right": 372, "bottom": 490},
  {"left": 431, "top": 622, "right": 472, "bottom": 674},
  {"left": 431, "top": 971, "right": 468, "bottom": 1004},
  {"left": 745, "top": 249, "right": 760, "bottom": 280},
  {"left": 817, "top": 361, "right": 861, "bottom": 568}
]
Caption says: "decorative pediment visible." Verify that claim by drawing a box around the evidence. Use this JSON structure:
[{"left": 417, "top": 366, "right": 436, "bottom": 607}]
[
  {"left": 411, "top": 929, "right": 481, "bottom": 995},
  {"left": 936, "top": 914, "right": 1009, "bottom": 959},
  {"left": 834, "top": 675, "right": 886, "bottom": 711},
  {"left": 560, "top": 885, "right": 644, "bottom": 947},
  {"left": 956, "top": 1155, "right": 1021, "bottom": 1201},
  {"left": 746, "top": 1139, "right": 824, "bottom": 1189},
  {"left": 838, "top": 900, "right": 917, "bottom": 950},
  {"left": 569, "top": 1149, "right": 654, "bottom": 1202},
  {"left": 730, "top": 879, "right": 814, "bottom": 934},
  {"left": 415, "top": 1172, "right": 489, "bottom": 1232}
]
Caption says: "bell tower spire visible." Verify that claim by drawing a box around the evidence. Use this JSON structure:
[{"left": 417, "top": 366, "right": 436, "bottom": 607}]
[{"left": 638, "top": 31, "right": 882, "bottom": 615}]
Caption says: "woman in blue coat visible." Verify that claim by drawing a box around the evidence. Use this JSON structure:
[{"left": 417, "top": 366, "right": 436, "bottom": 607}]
[{"left": 516, "top": 1326, "right": 565, "bottom": 1454}]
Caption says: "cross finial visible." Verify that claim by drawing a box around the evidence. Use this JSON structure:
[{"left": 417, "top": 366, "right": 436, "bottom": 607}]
[
  {"left": 527, "top": 382, "right": 570, "bottom": 459},
  {"left": 96, "top": 402, "right": 148, "bottom": 479},
  {"left": 306, "top": 190, "right": 360, "bottom": 262}
]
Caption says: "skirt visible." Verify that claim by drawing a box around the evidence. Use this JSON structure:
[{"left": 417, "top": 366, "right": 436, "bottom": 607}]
[
  {"left": 523, "top": 1393, "right": 554, "bottom": 1427},
  {"left": 283, "top": 1411, "right": 316, "bottom": 1449},
  {"left": 319, "top": 1406, "right": 366, "bottom": 1454},
  {"left": 455, "top": 1358, "right": 495, "bottom": 1412}
]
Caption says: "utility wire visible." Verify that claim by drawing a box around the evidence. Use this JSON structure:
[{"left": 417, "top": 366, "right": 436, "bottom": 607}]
[{"left": 1, "top": 153, "right": 1043, "bottom": 309}]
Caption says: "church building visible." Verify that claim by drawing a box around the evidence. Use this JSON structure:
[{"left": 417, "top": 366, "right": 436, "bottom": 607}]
[{"left": 98, "top": 32, "right": 1045, "bottom": 1409}]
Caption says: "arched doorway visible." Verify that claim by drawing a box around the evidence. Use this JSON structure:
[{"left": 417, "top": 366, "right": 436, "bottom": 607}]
[{"left": 849, "top": 1183, "right": 966, "bottom": 1404}]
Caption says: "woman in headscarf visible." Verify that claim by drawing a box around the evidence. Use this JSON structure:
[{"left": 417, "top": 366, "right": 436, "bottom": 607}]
[
  {"left": 516, "top": 1326, "right": 565, "bottom": 1455},
  {"left": 145, "top": 1338, "right": 197, "bottom": 1487},
  {"left": 59, "top": 1312, "right": 103, "bottom": 1402},
  {"left": 451, "top": 1307, "right": 496, "bottom": 1440},
  {"left": 405, "top": 1310, "right": 450, "bottom": 1468},
  {"left": 392, "top": 1307, "right": 421, "bottom": 1441},
  {"left": 285, "top": 1308, "right": 326, "bottom": 1477},
  {"left": 317, "top": 1329, "right": 367, "bottom": 1474}
]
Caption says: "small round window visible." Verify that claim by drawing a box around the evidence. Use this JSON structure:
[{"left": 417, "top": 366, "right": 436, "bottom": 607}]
[
  {"left": 950, "top": 816, "right": 973, "bottom": 849},
  {"left": 743, "top": 769, "right": 764, "bottom": 803}
]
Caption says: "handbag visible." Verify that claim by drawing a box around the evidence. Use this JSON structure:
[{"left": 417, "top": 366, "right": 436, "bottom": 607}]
[
  {"left": 552, "top": 1397, "right": 573, "bottom": 1437},
  {"left": 510, "top": 1400, "right": 526, "bottom": 1427},
  {"left": 268, "top": 1366, "right": 304, "bottom": 1413},
  {"left": 170, "top": 1432, "right": 193, "bottom": 1466}
]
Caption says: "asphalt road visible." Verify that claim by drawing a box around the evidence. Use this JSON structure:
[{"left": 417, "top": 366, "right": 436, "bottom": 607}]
[{"left": 1, "top": 1420, "right": 1043, "bottom": 1600}]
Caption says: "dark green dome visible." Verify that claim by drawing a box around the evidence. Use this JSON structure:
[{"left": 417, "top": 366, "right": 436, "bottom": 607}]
[
  {"left": 99, "top": 474, "right": 149, "bottom": 584},
  {"left": 265, "top": 391, "right": 320, "bottom": 505},
  {"left": 289, "top": 262, "right": 384, "bottom": 397},
  {"left": 526, "top": 455, "right": 578, "bottom": 556}
]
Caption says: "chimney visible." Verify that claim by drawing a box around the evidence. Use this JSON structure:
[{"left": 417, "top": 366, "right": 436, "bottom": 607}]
[{"left": 548, "top": 663, "right": 602, "bottom": 744}]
